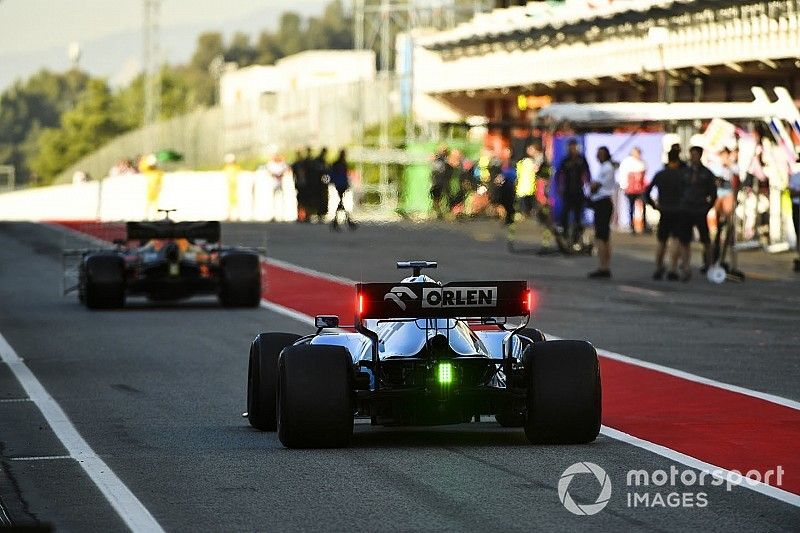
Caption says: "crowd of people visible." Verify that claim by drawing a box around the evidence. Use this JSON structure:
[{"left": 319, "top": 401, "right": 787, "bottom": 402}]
[
  {"left": 428, "top": 137, "right": 799, "bottom": 281},
  {"left": 103, "top": 139, "right": 800, "bottom": 276},
  {"left": 289, "top": 147, "right": 355, "bottom": 230},
  {"left": 428, "top": 142, "right": 551, "bottom": 224}
]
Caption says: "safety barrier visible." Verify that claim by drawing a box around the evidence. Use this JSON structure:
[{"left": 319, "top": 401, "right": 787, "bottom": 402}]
[{"left": 0, "top": 170, "right": 302, "bottom": 222}]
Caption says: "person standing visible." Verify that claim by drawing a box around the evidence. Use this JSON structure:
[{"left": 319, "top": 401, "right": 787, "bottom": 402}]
[
  {"left": 223, "top": 153, "right": 241, "bottom": 221},
  {"left": 555, "top": 139, "right": 590, "bottom": 244},
  {"left": 668, "top": 144, "right": 686, "bottom": 167},
  {"left": 789, "top": 156, "right": 800, "bottom": 271},
  {"left": 309, "top": 148, "right": 329, "bottom": 222},
  {"left": 587, "top": 146, "right": 616, "bottom": 279},
  {"left": 617, "top": 146, "right": 649, "bottom": 233},
  {"left": 515, "top": 142, "right": 544, "bottom": 218},
  {"left": 646, "top": 150, "right": 685, "bottom": 280},
  {"left": 496, "top": 146, "right": 517, "bottom": 226},
  {"left": 446, "top": 149, "right": 464, "bottom": 213},
  {"left": 430, "top": 146, "right": 451, "bottom": 219},
  {"left": 292, "top": 149, "right": 310, "bottom": 222},
  {"left": 141, "top": 154, "right": 163, "bottom": 220},
  {"left": 265, "top": 151, "right": 289, "bottom": 221},
  {"left": 329, "top": 149, "right": 357, "bottom": 231},
  {"left": 676, "top": 146, "right": 717, "bottom": 280}
]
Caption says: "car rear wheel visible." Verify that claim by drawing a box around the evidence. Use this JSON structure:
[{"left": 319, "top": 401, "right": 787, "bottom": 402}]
[
  {"left": 522, "top": 340, "right": 601, "bottom": 444},
  {"left": 247, "top": 333, "right": 301, "bottom": 431},
  {"left": 520, "top": 327, "right": 546, "bottom": 344},
  {"left": 494, "top": 328, "right": 546, "bottom": 428},
  {"left": 84, "top": 254, "right": 125, "bottom": 309},
  {"left": 277, "top": 345, "right": 354, "bottom": 448},
  {"left": 219, "top": 252, "right": 261, "bottom": 307}
]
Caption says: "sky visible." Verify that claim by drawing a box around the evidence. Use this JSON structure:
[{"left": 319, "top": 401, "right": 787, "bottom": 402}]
[{"left": 0, "top": 0, "right": 330, "bottom": 90}]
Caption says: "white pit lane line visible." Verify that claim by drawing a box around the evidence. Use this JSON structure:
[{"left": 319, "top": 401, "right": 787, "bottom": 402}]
[
  {"left": 260, "top": 257, "right": 800, "bottom": 509},
  {"left": 0, "top": 332, "right": 165, "bottom": 532}
]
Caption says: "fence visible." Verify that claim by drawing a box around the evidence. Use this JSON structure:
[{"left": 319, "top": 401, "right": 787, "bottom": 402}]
[{"left": 54, "top": 107, "right": 224, "bottom": 185}]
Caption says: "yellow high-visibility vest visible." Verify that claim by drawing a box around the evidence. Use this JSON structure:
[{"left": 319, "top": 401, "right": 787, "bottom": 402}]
[
  {"left": 516, "top": 157, "right": 536, "bottom": 197},
  {"left": 478, "top": 154, "right": 491, "bottom": 183}
]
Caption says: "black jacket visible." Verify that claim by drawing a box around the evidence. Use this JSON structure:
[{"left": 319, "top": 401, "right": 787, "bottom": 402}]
[
  {"left": 646, "top": 165, "right": 684, "bottom": 213},
  {"left": 680, "top": 163, "right": 717, "bottom": 214}
]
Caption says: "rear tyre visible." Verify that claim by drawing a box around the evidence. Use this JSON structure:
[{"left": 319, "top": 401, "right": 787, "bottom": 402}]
[
  {"left": 219, "top": 252, "right": 261, "bottom": 307},
  {"left": 495, "top": 328, "right": 545, "bottom": 428},
  {"left": 277, "top": 345, "right": 354, "bottom": 448},
  {"left": 84, "top": 254, "right": 125, "bottom": 309},
  {"left": 247, "top": 333, "right": 301, "bottom": 431},
  {"left": 520, "top": 327, "right": 546, "bottom": 345},
  {"left": 522, "top": 340, "right": 601, "bottom": 444}
]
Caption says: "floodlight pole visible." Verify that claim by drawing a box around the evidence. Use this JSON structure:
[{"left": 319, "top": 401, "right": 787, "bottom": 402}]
[
  {"left": 143, "top": 0, "right": 162, "bottom": 153},
  {"left": 351, "top": 0, "right": 487, "bottom": 213}
]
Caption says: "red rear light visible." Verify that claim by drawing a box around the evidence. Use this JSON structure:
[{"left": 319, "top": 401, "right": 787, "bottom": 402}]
[
  {"left": 357, "top": 293, "right": 364, "bottom": 316},
  {"left": 523, "top": 289, "right": 535, "bottom": 314}
]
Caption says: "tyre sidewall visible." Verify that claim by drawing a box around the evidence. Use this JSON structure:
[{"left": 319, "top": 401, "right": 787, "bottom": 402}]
[
  {"left": 278, "top": 345, "right": 354, "bottom": 448},
  {"left": 84, "top": 254, "right": 125, "bottom": 309},
  {"left": 247, "top": 332, "right": 301, "bottom": 431},
  {"left": 523, "top": 340, "right": 601, "bottom": 444},
  {"left": 220, "top": 252, "right": 261, "bottom": 307}
]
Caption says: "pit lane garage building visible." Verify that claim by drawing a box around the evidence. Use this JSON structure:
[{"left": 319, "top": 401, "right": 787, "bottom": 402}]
[{"left": 412, "top": 0, "right": 800, "bottom": 128}]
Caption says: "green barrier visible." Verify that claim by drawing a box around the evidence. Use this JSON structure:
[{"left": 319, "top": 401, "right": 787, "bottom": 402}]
[
  {"left": 399, "top": 140, "right": 480, "bottom": 215},
  {"left": 401, "top": 161, "right": 432, "bottom": 214}
]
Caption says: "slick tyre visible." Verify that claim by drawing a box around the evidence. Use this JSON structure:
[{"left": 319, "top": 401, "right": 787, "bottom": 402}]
[
  {"left": 84, "top": 254, "right": 125, "bottom": 309},
  {"left": 219, "top": 252, "right": 261, "bottom": 307},
  {"left": 523, "top": 340, "right": 601, "bottom": 444},
  {"left": 247, "top": 333, "right": 301, "bottom": 431},
  {"left": 277, "top": 345, "right": 354, "bottom": 448}
]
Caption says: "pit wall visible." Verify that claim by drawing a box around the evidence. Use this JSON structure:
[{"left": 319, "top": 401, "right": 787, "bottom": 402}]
[{"left": 0, "top": 171, "right": 307, "bottom": 222}]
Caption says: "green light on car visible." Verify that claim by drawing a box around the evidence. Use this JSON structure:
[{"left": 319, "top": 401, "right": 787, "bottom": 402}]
[{"left": 438, "top": 362, "right": 453, "bottom": 384}]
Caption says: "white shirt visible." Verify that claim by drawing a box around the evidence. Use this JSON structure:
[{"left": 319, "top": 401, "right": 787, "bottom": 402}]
[
  {"left": 591, "top": 160, "right": 616, "bottom": 201},
  {"left": 616, "top": 156, "right": 646, "bottom": 189},
  {"left": 789, "top": 169, "right": 800, "bottom": 205},
  {"left": 266, "top": 160, "right": 288, "bottom": 190}
]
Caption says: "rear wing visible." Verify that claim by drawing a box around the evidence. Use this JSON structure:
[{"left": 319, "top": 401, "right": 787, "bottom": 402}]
[
  {"left": 126, "top": 221, "right": 221, "bottom": 242},
  {"left": 355, "top": 280, "right": 531, "bottom": 321},
  {"left": 355, "top": 280, "right": 531, "bottom": 388}
]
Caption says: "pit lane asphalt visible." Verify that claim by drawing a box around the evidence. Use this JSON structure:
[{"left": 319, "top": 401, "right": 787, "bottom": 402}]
[{"left": 0, "top": 221, "right": 797, "bottom": 531}]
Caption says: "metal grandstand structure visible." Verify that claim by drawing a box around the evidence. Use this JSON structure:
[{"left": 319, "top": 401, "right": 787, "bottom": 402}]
[
  {"left": 350, "top": 0, "right": 494, "bottom": 211},
  {"left": 413, "top": 0, "right": 800, "bottom": 123}
]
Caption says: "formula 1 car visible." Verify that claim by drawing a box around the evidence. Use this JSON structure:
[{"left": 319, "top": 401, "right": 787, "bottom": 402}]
[
  {"left": 65, "top": 211, "right": 262, "bottom": 308},
  {"left": 245, "top": 261, "right": 601, "bottom": 448}
]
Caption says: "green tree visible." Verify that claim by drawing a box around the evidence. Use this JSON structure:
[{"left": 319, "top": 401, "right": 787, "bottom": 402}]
[
  {"left": 190, "top": 32, "right": 225, "bottom": 72},
  {"left": 225, "top": 32, "right": 258, "bottom": 67},
  {"left": 0, "top": 69, "right": 89, "bottom": 184},
  {"left": 116, "top": 66, "right": 195, "bottom": 126},
  {"left": 30, "top": 79, "right": 129, "bottom": 182},
  {"left": 306, "top": 1, "right": 352, "bottom": 50},
  {"left": 4, "top": 0, "right": 361, "bottom": 185},
  {"left": 254, "top": 31, "right": 282, "bottom": 65},
  {"left": 187, "top": 32, "right": 225, "bottom": 105},
  {"left": 276, "top": 12, "right": 305, "bottom": 56}
]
